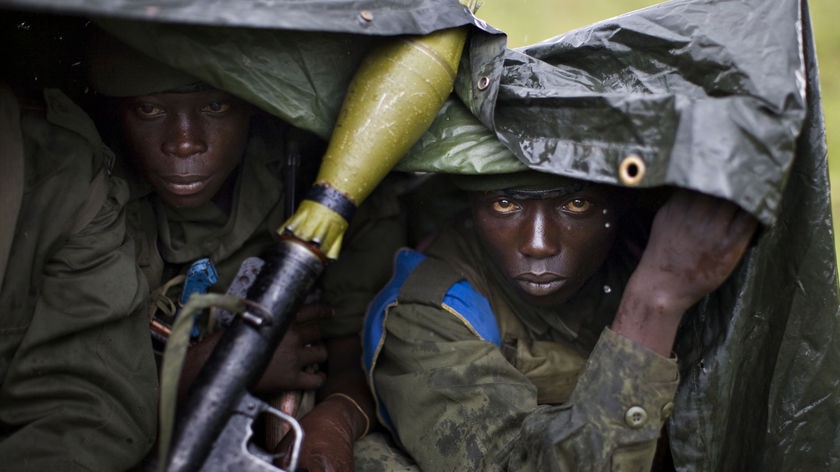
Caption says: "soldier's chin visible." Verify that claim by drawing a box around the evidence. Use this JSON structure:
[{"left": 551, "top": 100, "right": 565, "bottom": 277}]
[
  {"left": 514, "top": 284, "right": 572, "bottom": 308},
  {"left": 516, "top": 278, "right": 566, "bottom": 297},
  {"left": 159, "top": 190, "right": 212, "bottom": 209}
]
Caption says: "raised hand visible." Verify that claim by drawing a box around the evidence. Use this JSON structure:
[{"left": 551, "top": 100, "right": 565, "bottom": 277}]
[{"left": 613, "top": 189, "right": 758, "bottom": 355}]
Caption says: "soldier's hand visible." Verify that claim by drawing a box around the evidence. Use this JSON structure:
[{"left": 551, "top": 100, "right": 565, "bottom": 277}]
[
  {"left": 253, "top": 303, "right": 331, "bottom": 394},
  {"left": 273, "top": 396, "right": 356, "bottom": 472},
  {"left": 612, "top": 188, "right": 758, "bottom": 356},
  {"left": 633, "top": 188, "right": 758, "bottom": 318}
]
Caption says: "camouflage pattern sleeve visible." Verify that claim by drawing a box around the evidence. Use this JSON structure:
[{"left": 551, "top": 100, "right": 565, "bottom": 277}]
[
  {"left": 372, "top": 303, "right": 679, "bottom": 471},
  {"left": 507, "top": 328, "right": 680, "bottom": 471}
]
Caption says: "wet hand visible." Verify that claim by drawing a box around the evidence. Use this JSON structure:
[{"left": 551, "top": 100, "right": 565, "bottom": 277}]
[
  {"left": 634, "top": 188, "right": 758, "bottom": 317},
  {"left": 612, "top": 189, "right": 758, "bottom": 355}
]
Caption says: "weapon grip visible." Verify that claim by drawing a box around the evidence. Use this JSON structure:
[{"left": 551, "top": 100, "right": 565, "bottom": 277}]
[
  {"left": 162, "top": 238, "right": 324, "bottom": 472},
  {"left": 200, "top": 392, "right": 304, "bottom": 472}
]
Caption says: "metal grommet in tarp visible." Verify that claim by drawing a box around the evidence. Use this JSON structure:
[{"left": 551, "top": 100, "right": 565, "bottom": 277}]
[
  {"left": 477, "top": 76, "right": 490, "bottom": 90},
  {"left": 618, "top": 154, "right": 645, "bottom": 186}
]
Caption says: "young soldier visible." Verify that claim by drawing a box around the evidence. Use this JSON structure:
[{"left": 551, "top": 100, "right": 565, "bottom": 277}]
[
  {"left": 363, "top": 170, "right": 757, "bottom": 471},
  {"left": 87, "top": 33, "right": 405, "bottom": 470}
]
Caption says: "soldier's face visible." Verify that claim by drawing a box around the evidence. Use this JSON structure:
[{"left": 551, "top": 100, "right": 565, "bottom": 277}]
[
  {"left": 471, "top": 184, "right": 616, "bottom": 308},
  {"left": 117, "top": 89, "right": 251, "bottom": 208}
]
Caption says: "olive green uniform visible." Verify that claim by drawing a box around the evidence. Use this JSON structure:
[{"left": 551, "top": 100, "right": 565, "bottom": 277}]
[
  {"left": 362, "top": 218, "right": 679, "bottom": 471},
  {"left": 121, "top": 116, "right": 406, "bottom": 342},
  {"left": 0, "top": 88, "right": 158, "bottom": 471}
]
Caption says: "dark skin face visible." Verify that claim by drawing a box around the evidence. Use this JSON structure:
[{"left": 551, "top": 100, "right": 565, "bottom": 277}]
[
  {"left": 471, "top": 184, "right": 617, "bottom": 308},
  {"left": 116, "top": 89, "right": 252, "bottom": 209}
]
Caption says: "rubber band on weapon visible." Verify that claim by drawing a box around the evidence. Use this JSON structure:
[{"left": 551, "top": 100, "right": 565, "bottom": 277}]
[
  {"left": 261, "top": 399, "right": 304, "bottom": 470},
  {"left": 326, "top": 392, "right": 370, "bottom": 438},
  {"left": 304, "top": 183, "right": 357, "bottom": 223}
]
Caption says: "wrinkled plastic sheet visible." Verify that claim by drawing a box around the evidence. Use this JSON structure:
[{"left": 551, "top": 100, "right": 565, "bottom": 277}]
[
  {"left": 434, "top": 0, "right": 806, "bottom": 227},
  {"left": 77, "top": 0, "right": 805, "bottom": 222},
  {"left": 0, "top": 0, "right": 479, "bottom": 35},
  {"left": 447, "top": 1, "right": 838, "bottom": 470}
]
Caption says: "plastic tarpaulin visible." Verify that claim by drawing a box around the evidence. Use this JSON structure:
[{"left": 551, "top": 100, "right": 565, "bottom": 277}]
[
  {"left": 1, "top": 0, "right": 838, "bottom": 470},
  {"left": 420, "top": 1, "right": 840, "bottom": 469},
  {"left": 408, "top": 1, "right": 840, "bottom": 470}
]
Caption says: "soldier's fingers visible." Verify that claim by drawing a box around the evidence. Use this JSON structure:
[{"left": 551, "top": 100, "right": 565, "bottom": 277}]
[
  {"left": 256, "top": 370, "right": 326, "bottom": 394},
  {"left": 295, "top": 371, "right": 327, "bottom": 391},
  {"left": 299, "top": 343, "right": 328, "bottom": 366},
  {"left": 729, "top": 207, "right": 759, "bottom": 239},
  {"left": 723, "top": 208, "right": 759, "bottom": 256},
  {"left": 294, "top": 321, "right": 324, "bottom": 345},
  {"left": 296, "top": 303, "right": 334, "bottom": 323}
]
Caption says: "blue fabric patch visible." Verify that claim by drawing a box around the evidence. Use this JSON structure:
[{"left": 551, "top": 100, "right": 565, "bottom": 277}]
[{"left": 362, "top": 248, "right": 501, "bottom": 432}]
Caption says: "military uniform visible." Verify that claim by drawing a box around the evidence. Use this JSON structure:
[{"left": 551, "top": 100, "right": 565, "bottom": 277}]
[
  {"left": 362, "top": 217, "right": 679, "bottom": 471},
  {"left": 119, "top": 114, "right": 406, "bottom": 347},
  {"left": 0, "top": 87, "right": 158, "bottom": 470}
]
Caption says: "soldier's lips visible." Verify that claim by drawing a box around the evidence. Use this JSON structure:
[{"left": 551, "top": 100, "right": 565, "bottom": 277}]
[
  {"left": 515, "top": 273, "right": 566, "bottom": 296},
  {"left": 159, "top": 175, "right": 211, "bottom": 195}
]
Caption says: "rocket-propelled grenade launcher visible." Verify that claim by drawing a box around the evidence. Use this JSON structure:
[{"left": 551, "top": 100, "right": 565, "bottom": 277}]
[{"left": 160, "top": 5, "right": 475, "bottom": 471}]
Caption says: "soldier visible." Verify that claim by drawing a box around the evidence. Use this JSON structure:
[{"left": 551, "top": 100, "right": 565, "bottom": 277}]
[
  {"left": 0, "top": 82, "right": 158, "bottom": 469},
  {"left": 363, "top": 170, "right": 757, "bottom": 470},
  {"left": 87, "top": 31, "right": 406, "bottom": 470}
]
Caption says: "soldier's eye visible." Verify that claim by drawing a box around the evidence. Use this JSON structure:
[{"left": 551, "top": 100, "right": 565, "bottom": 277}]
[
  {"left": 564, "top": 198, "right": 592, "bottom": 214},
  {"left": 136, "top": 103, "right": 164, "bottom": 117},
  {"left": 203, "top": 101, "right": 231, "bottom": 113},
  {"left": 491, "top": 198, "right": 520, "bottom": 214}
]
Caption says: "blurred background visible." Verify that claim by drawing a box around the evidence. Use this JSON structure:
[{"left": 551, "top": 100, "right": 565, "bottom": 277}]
[{"left": 477, "top": 0, "right": 840, "bottom": 262}]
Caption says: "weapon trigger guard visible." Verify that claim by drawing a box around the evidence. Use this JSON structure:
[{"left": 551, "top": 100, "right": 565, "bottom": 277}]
[
  {"left": 259, "top": 401, "right": 304, "bottom": 470},
  {"left": 197, "top": 393, "right": 304, "bottom": 472}
]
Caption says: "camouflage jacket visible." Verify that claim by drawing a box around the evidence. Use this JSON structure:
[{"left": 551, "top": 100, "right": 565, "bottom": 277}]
[{"left": 363, "top": 219, "right": 679, "bottom": 471}]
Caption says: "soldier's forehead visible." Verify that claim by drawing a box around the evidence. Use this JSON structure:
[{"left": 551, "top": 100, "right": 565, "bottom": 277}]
[{"left": 500, "top": 181, "right": 595, "bottom": 199}]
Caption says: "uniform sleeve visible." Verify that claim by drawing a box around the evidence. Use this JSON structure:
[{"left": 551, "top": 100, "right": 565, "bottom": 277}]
[
  {"left": 0, "top": 176, "right": 159, "bottom": 472},
  {"left": 372, "top": 302, "right": 679, "bottom": 472}
]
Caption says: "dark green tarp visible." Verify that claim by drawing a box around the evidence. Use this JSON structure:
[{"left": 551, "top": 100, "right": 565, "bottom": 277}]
[
  {"left": 2, "top": 0, "right": 837, "bottom": 470},
  {"left": 0, "top": 0, "right": 480, "bottom": 35},
  {"left": 411, "top": 2, "right": 840, "bottom": 469}
]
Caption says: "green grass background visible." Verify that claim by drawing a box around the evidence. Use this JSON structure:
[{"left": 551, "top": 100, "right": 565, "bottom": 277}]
[{"left": 476, "top": 0, "right": 840, "bottom": 262}]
